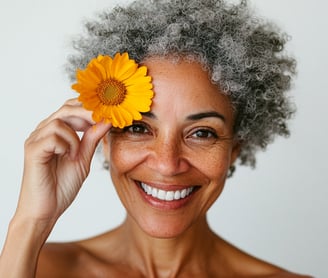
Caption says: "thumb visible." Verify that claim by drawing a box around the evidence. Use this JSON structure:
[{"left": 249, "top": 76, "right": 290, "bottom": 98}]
[{"left": 79, "top": 121, "right": 112, "bottom": 164}]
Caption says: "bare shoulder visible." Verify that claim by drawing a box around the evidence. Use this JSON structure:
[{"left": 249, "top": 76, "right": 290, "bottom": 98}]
[
  {"left": 35, "top": 232, "right": 130, "bottom": 278},
  {"left": 36, "top": 242, "right": 86, "bottom": 277},
  {"left": 215, "top": 237, "right": 312, "bottom": 278},
  {"left": 262, "top": 273, "right": 313, "bottom": 278}
]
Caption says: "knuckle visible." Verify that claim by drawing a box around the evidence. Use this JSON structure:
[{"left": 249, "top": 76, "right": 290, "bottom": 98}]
[
  {"left": 50, "top": 118, "right": 65, "bottom": 129},
  {"left": 64, "top": 98, "right": 80, "bottom": 106}
]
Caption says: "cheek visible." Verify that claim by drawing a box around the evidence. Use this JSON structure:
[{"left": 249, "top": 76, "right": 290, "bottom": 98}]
[
  {"left": 108, "top": 135, "right": 232, "bottom": 183},
  {"left": 108, "top": 140, "right": 146, "bottom": 175},
  {"left": 190, "top": 147, "right": 231, "bottom": 181}
]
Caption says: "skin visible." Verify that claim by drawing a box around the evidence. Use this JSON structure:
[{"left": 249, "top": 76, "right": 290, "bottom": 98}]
[{"left": 0, "top": 58, "right": 310, "bottom": 278}]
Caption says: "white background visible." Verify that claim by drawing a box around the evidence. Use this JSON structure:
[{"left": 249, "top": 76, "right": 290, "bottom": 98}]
[{"left": 0, "top": 0, "right": 327, "bottom": 277}]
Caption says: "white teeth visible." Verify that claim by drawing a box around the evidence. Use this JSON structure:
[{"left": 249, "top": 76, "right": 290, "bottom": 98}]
[
  {"left": 151, "top": 188, "right": 158, "bottom": 198},
  {"left": 174, "top": 191, "right": 181, "bottom": 200},
  {"left": 166, "top": 191, "right": 174, "bottom": 201},
  {"left": 181, "top": 189, "right": 187, "bottom": 198},
  {"left": 145, "top": 184, "right": 152, "bottom": 195},
  {"left": 157, "top": 189, "right": 166, "bottom": 200},
  {"left": 140, "top": 182, "right": 194, "bottom": 201}
]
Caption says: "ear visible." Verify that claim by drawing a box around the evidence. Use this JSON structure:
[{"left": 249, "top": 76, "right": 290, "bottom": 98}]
[
  {"left": 230, "top": 140, "right": 241, "bottom": 166},
  {"left": 102, "top": 133, "right": 110, "bottom": 162}
]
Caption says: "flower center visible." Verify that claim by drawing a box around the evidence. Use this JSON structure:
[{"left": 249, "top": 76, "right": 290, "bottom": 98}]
[{"left": 97, "top": 79, "right": 126, "bottom": 105}]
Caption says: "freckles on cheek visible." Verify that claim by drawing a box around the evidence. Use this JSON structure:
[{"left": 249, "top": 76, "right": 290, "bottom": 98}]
[
  {"left": 200, "top": 153, "right": 230, "bottom": 181},
  {"left": 109, "top": 141, "right": 146, "bottom": 172},
  {"left": 110, "top": 146, "right": 128, "bottom": 170}
]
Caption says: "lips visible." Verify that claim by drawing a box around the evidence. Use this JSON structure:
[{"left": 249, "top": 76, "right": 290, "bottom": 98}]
[{"left": 140, "top": 182, "right": 195, "bottom": 201}]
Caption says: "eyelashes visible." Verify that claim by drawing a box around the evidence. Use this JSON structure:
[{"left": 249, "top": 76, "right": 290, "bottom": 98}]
[
  {"left": 111, "top": 121, "right": 220, "bottom": 142},
  {"left": 122, "top": 123, "right": 219, "bottom": 139},
  {"left": 189, "top": 128, "right": 219, "bottom": 140},
  {"left": 125, "top": 123, "right": 148, "bottom": 133},
  {"left": 110, "top": 121, "right": 227, "bottom": 145},
  {"left": 109, "top": 121, "right": 152, "bottom": 137},
  {"left": 123, "top": 122, "right": 152, "bottom": 135}
]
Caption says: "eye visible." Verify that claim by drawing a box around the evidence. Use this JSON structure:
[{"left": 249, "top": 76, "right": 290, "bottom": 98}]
[
  {"left": 123, "top": 122, "right": 151, "bottom": 135},
  {"left": 190, "top": 128, "right": 218, "bottom": 140}
]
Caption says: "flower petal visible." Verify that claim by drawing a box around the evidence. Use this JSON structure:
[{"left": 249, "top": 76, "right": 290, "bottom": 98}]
[{"left": 71, "top": 52, "right": 154, "bottom": 128}]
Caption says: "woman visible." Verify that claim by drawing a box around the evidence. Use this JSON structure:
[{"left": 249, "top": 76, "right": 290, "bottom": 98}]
[{"left": 0, "top": 0, "right": 311, "bottom": 277}]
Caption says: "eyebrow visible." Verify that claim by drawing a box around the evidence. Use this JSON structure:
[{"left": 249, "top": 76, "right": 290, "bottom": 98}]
[
  {"left": 142, "top": 111, "right": 226, "bottom": 122},
  {"left": 186, "top": 111, "right": 226, "bottom": 122},
  {"left": 141, "top": 111, "right": 156, "bottom": 119}
]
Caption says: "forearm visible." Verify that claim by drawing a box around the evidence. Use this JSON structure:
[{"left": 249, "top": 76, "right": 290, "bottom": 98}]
[{"left": 0, "top": 216, "right": 53, "bottom": 278}]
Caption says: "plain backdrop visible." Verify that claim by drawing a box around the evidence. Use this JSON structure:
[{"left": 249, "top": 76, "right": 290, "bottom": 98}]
[{"left": 0, "top": 0, "right": 327, "bottom": 277}]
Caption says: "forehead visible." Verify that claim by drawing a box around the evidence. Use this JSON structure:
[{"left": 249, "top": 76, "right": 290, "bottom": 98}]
[
  {"left": 144, "top": 57, "right": 212, "bottom": 88},
  {"left": 143, "top": 57, "right": 234, "bottom": 122}
]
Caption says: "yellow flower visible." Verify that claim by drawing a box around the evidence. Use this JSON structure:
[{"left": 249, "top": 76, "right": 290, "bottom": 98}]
[{"left": 71, "top": 52, "right": 154, "bottom": 128}]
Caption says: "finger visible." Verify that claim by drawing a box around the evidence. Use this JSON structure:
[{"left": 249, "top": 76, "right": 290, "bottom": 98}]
[
  {"left": 26, "top": 119, "right": 81, "bottom": 161},
  {"left": 26, "top": 134, "right": 73, "bottom": 164},
  {"left": 64, "top": 98, "right": 82, "bottom": 106},
  {"left": 36, "top": 101, "right": 94, "bottom": 131},
  {"left": 78, "top": 121, "right": 112, "bottom": 164}
]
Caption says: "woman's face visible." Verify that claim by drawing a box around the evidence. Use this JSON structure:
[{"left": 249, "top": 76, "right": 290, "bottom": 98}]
[{"left": 104, "top": 58, "right": 239, "bottom": 238}]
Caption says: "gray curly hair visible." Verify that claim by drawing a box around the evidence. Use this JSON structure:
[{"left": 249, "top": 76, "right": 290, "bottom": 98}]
[{"left": 66, "top": 0, "right": 296, "bottom": 167}]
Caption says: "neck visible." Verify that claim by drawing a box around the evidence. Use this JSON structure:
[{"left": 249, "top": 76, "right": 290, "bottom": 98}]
[{"left": 119, "top": 215, "right": 218, "bottom": 277}]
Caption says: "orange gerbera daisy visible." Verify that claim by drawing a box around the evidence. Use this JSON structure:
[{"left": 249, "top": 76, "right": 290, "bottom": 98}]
[{"left": 72, "top": 53, "right": 154, "bottom": 128}]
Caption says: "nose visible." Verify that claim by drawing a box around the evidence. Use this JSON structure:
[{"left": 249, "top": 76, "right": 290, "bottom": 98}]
[{"left": 145, "top": 134, "right": 190, "bottom": 177}]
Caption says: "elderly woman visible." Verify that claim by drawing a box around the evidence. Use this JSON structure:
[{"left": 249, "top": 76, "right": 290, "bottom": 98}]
[{"left": 0, "top": 0, "right": 311, "bottom": 277}]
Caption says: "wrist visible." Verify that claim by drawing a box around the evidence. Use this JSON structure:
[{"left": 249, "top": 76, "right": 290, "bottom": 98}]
[
  {"left": 9, "top": 214, "right": 54, "bottom": 244},
  {"left": 0, "top": 215, "right": 55, "bottom": 277}
]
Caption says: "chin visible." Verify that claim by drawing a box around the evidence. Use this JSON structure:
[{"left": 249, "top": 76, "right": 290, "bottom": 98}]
[{"left": 132, "top": 212, "right": 197, "bottom": 239}]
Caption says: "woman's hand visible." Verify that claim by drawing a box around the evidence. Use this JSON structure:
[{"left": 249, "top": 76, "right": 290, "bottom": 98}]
[
  {"left": 0, "top": 99, "right": 111, "bottom": 278},
  {"left": 15, "top": 98, "right": 111, "bottom": 226}
]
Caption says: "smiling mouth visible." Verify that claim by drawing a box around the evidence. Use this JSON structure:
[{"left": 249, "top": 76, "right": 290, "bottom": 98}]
[{"left": 139, "top": 182, "right": 196, "bottom": 202}]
